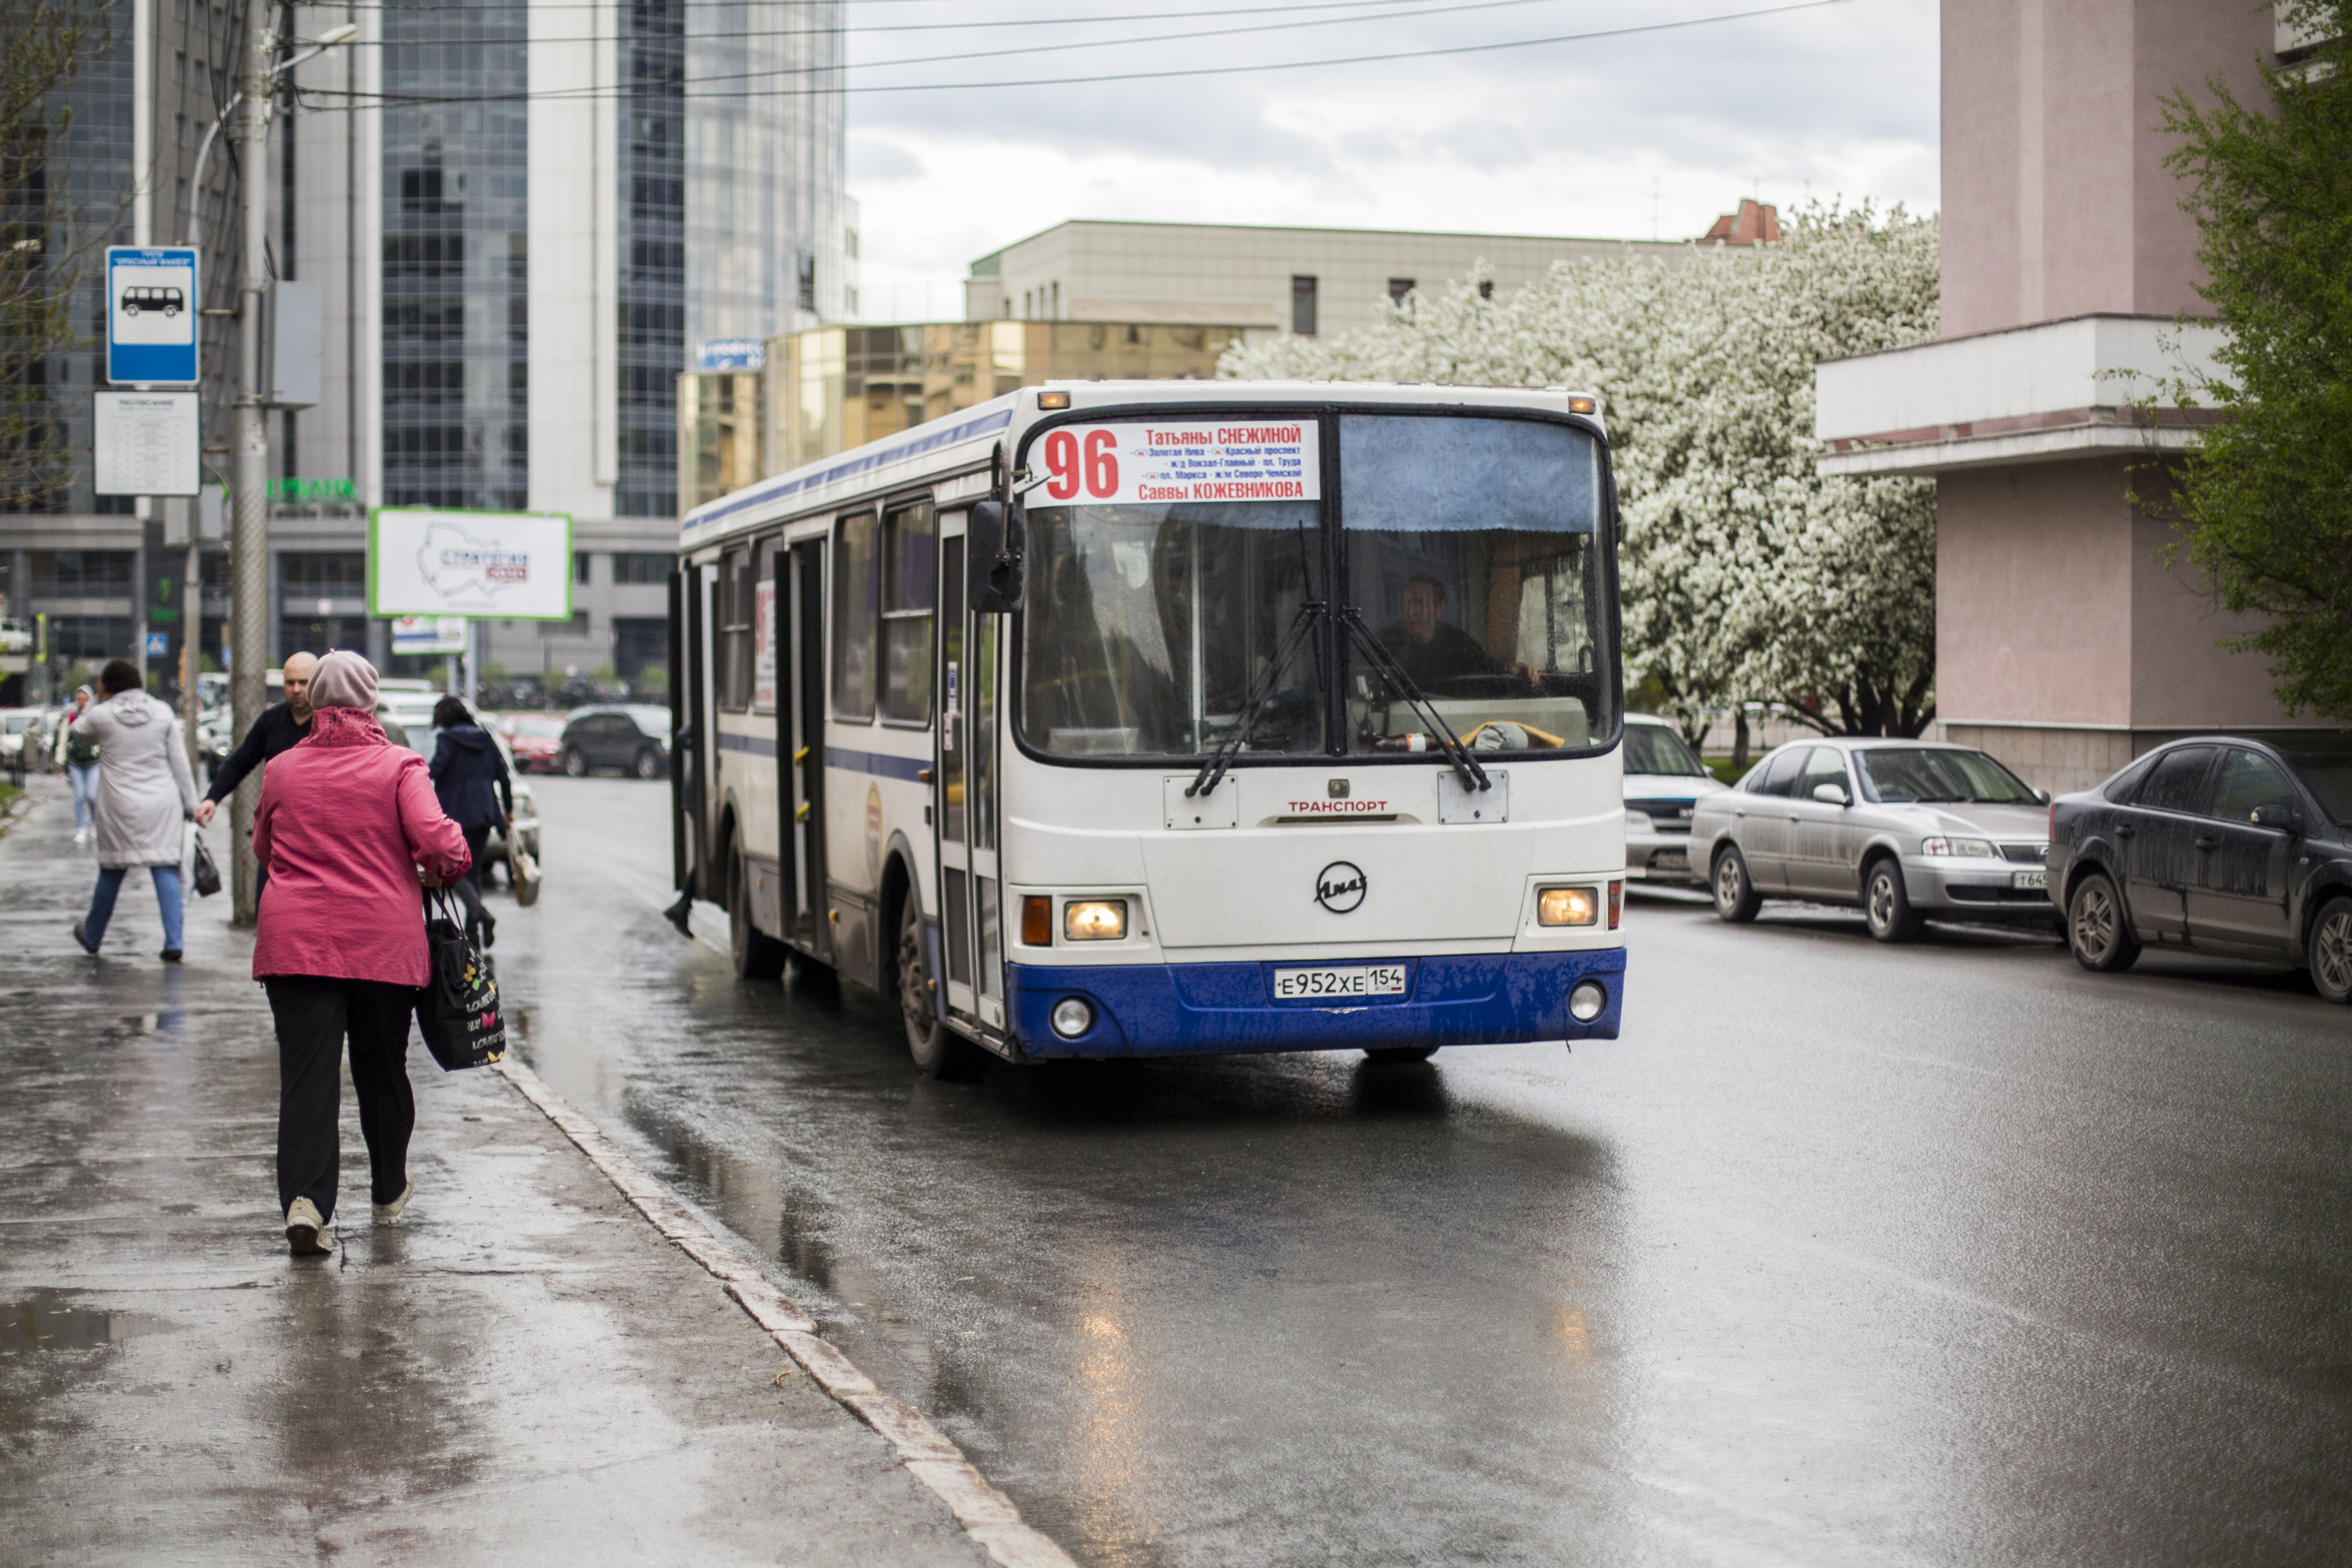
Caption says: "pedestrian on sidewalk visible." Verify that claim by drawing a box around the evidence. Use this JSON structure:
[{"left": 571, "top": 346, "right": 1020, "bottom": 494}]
[
  {"left": 195, "top": 649, "right": 316, "bottom": 830},
  {"left": 56, "top": 686, "right": 100, "bottom": 844},
  {"left": 252, "top": 650, "right": 471, "bottom": 1257},
  {"left": 71, "top": 661, "right": 198, "bottom": 961},
  {"left": 426, "top": 695, "right": 512, "bottom": 949}
]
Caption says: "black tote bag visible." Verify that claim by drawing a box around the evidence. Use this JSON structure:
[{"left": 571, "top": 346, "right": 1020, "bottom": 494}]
[
  {"left": 416, "top": 887, "right": 505, "bottom": 1071},
  {"left": 189, "top": 829, "right": 222, "bottom": 898}
]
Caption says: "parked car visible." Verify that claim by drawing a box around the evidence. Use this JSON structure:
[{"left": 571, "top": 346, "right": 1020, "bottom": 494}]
[
  {"left": 1622, "top": 713, "right": 1726, "bottom": 884},
  {"left": 558, "top": 706, "right": 670, "bottom": 779},
  {"left": 2048, "top": 735, "right": 2352, "bottom": 1003},
  {"left": 0, "top": 707, "right": 40, "bottom": 771},
  {"left": 1691, "top": 738, "right": 2055, "bottom": 941},
  {"left": 505, "top": 713, "right": 568, "bottom": 773}
]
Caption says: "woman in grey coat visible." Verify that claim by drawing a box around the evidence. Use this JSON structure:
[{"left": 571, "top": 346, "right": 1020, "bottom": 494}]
[{"left": 72, "top": 659, "right": 199, "bottom": 961}]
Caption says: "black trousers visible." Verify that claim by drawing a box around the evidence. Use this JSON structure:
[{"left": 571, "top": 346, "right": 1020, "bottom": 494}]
[{"left": 266, "top": 976, "right": 419, "bottom": 1222}]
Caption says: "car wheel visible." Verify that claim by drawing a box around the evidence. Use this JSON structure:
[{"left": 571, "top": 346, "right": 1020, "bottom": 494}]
[
  {"left": 2310, "top": 895, "right": 2352, "bottom": 1005},
  {"left": 1363, "top": 1046, "right": 1439, "bottom": 1065},
  {"left": 2067, "top": 871, "right": 2140, "bottom": 973},
  {"left": 897, "top": 892, "right": 981, "bottom": 1079},
  {"left": 633, "top": 746, "right": 662, "bottom": 780},
  {"left": 1711, "top": 845, "right": 1762, "bottom": 923},
  {"left": 562, "top": 746, "right": 587, "bottom": 778},
  {"left": 727, "top": 852, "right": 786, "bottom": 980},
  {"left": 1864, "top": 858, "right": 1924, "bottom": 942}
]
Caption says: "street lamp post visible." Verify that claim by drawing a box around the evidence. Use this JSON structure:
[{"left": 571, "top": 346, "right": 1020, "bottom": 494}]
[{"left": 218, "top": 13, "right": 355, "bottom": 925}]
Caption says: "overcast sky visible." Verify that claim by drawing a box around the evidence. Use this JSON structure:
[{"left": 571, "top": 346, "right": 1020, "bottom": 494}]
[{"left": 841, "top": 0, "right": 1941, "bottom": 321}]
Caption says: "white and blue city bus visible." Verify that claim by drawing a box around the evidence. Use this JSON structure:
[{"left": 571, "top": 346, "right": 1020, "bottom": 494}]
[{"left": 668, "top": 381, "right": 1627, "bottom": 1075}]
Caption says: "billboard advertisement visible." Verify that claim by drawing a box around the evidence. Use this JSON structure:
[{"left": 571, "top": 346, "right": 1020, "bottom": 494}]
[{"left": 369, "top": 508, "right": 572, "bottom": 621}]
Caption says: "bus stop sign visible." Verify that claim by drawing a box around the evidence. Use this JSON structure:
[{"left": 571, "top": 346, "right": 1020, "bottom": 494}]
[{"left": 106, "top": 246, "right": 200, "bottom": 385}]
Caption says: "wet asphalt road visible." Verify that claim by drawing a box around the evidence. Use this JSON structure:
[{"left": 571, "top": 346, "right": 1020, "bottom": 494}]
[{"left": 498, "top": 775, "right": 2352, "bottom": 1567}]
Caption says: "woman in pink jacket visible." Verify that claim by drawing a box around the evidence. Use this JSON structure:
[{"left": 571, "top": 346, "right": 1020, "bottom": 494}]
[{"left": 253, "top": 650, "right": 471, "bottom": 1257}]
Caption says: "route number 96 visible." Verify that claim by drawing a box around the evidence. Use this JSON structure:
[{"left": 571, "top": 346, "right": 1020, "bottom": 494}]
[{"left": 1041, "top": 428, "right": 1120, "bottom": 501}]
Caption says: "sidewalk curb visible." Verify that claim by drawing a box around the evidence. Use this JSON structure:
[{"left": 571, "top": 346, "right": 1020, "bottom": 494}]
[{"left": 493, "top": 1054, "right": 1076, "bottom": 1568}]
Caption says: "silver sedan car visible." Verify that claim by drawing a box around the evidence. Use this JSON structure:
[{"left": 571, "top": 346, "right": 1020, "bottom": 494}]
[{"left": 1690, "top": 738, "right": 2055, "bottom": 941}]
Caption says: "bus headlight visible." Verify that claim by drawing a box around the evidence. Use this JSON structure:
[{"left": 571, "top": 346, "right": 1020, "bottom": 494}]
[
  {"left": 1567, "top": 981, "right": 1607, "bottom": 1022},
  {"left": 1050, "top": 997, "right": 1094, "bottom": 1038},
  {"left": 1063, "top": 899, "right": 1127, "bottom": 942},
  {"left": 1537, "top": 887, "right": 1599, "bottom": 927}
]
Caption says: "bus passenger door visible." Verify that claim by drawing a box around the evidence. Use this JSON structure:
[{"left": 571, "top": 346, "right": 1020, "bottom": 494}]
[
  {"left": 684, "top": 560, "right": 718, "bottom": 893},
  {"left": 764, "top": 539, "right": 797, "bottom": 944},
  {"left": 935, "top": 518, "right": 976, "bottom": 1020},
  {"left": 934, "top": 511, "right": 1005, "bottom": 1033},
  {"left": 789, "top": 538, "right": 830, "bottom": 961}
]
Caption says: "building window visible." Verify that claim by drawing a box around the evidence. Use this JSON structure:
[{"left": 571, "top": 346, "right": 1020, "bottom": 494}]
[
  {"left": 844, "top": 226, "right": 858, "bottom": 259},
  {"left": 569, "top": 610, "right": 590, "bottom": 636},
  {"left": 31, "top": 550, "right": 136, "bottom": 596},
  {"left": 612, "top": 551, "right": 675, "bottom": 584},
  {"left": 832, "top": 510, "right": 877, "bottom": 721},
  {"left": 878, "top": 500, "right": 933, "bottom": 725},
  {"left": 1478, "top": 280, "right": 1494, "bottom": 300},
  {"left": 1388, "top": 278, "right": 1414, "bottom": 304},
  {"left": 278, "top": 553, "right": 367, "bottom": 594},
  {"left": 613, "top": 617, "right": 668, "bottom": 681},
  {"left": 1050, "top": 281, "right": 1060, "bottom": 318},
  {"left": 575, "top": 552, "right": 593, "bottom": 584},
  {"left": 1291, "top": 275, "right": 1318, "bottom": 336}
]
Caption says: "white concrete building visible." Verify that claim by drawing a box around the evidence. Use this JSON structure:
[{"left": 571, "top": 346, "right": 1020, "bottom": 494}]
[{"left": 965, "top": 220, "right": 1689, "bottom": 343}]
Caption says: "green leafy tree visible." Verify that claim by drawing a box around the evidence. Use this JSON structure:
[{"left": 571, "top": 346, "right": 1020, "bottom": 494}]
[
  {"left": 2, "top": 1, "right": 115, "bottom": 513},
  {"left": 2159, "top": 0, "right": 2352, "bottom": 722}
]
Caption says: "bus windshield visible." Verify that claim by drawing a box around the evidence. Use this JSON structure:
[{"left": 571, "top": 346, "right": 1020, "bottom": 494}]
[{"left": 1020, "top": 410, "right": 1613, "bottom": 760}]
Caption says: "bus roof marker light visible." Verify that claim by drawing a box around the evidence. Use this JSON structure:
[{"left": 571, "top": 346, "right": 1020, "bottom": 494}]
[
  {"left": 1567, "top": 396, "right": 1599, "bottom": 415},
  {"left": 1051, "top": 997, "right": 1094, "bottom": 1039},
  {"left": 1036, "top": 391, "right": 1072, "bottom": 410}
]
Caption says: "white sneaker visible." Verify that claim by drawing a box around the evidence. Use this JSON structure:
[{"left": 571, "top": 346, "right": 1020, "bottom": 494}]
[
  {"left": 372, "top": 1178, "right": 413, "bottom": 1226},
  {"left": 285, "top": 1196, "right": 335, "bottom": 1256},
  {"left": 73, "top": 828, "right": 89, "bottom": 845}
]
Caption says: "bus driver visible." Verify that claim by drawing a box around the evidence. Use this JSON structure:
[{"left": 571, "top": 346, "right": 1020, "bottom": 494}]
[{"left": 1381, "top": 573, "right": 1535, "bottom": 694}]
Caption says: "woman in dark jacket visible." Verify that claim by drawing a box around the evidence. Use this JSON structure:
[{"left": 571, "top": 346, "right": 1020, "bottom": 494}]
[{"left": 427, "top": 696, "right": 512, "bottom": 948}]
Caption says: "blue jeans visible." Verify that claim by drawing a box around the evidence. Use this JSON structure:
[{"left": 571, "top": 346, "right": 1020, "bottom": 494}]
[
  {"left": 67, "top": 763, "right": 100, "bottom": 831},
  {"left": 85, "top": 865, "right": 185, "bottom": 953}
]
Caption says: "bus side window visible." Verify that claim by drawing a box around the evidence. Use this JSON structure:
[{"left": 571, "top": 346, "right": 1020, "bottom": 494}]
[
  {"left": 879, "top": 500, "right": 935, "bottom": 725},
  {"left": 717, "top": 547, "right": 755, "bottom": 712},
  {"left": 833, "top": 511, "right": 878, "bottom": 720}
]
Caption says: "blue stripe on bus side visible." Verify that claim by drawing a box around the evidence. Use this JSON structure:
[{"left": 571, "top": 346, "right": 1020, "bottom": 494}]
[
  {"left": 713, "top": 731, "right": 927, "bottom": 783},
  {"left": 682, "top": 405, "right": 1013, "bottom": 535}
]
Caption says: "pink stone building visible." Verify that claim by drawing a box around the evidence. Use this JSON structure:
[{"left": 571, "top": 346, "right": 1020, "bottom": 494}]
[{"left": 1814, "top": 2, "right": 2330, "bottom": 793}]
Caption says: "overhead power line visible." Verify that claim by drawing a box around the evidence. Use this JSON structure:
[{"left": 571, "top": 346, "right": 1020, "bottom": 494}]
[
  {"left": 299, "top": 0, "right": 1848, "bottom": 104},
  {"left": 336, "top": 0, "right": 1501, "bottom": 51},
  {"left": 316, "top": 0, "right": 1426, "bottom": 20}
]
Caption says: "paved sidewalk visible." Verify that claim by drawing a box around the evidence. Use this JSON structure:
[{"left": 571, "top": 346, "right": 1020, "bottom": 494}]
[{"left": 0, "top": 777, "right": 996, "bottom": 1567}]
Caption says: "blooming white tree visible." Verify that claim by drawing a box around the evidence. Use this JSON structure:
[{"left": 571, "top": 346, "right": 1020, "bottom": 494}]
[{"left": 1221, "top": 203, "right": 1941, "bottom": 746}]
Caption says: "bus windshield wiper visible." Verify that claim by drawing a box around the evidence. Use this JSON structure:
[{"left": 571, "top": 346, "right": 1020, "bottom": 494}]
[
  {"left": 1188, "top": 600, "right": 1323, "bottom": 800},
  {"left": 1341, "top": 608, "right": 1490, "bottom": 795}
]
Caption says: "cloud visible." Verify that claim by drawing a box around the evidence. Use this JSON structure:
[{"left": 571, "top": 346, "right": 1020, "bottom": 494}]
[{"left": 837, "top": 0, "right": 1938, "bottom": 316}]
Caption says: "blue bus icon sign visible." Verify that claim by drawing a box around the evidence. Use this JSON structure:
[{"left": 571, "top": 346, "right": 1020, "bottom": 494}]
[{"left": 107, "top": 247, "right": 201, "bottom": 385}]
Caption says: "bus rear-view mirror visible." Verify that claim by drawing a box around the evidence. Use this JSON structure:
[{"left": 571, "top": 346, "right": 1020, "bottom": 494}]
[{"left": 971, "top": 499, "right": 1025, "bottom": 613}]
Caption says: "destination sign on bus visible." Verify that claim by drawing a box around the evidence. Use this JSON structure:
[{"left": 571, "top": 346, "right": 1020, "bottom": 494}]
[{"left": 1033, "top": 421, "right": 1319, "bottom": 506}]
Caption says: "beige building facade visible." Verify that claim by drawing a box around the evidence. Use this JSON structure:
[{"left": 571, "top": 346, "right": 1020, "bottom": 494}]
[
  {"left": 964, "top": 220, "right": 1688, "bottom": 343},
  {"left": 1817, "top": 2, "right": 2325, "bottom": 794}
]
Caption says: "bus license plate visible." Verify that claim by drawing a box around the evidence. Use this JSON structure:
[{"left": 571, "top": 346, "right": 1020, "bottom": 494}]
[
  {"left": 1272, "top": 964, "right": 1408, "bottom": 1000},
  {"left": 2011, "top": 869, "right": 2047, "bottom": 891}
]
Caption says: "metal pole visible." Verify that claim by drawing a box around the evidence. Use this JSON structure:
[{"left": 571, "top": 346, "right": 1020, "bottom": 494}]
[
  {"left": 181, "top": 535, "right": 201, "bottom": 767},
  {"left": 228, "top": 0, "right": 274, "bottom": 926}
]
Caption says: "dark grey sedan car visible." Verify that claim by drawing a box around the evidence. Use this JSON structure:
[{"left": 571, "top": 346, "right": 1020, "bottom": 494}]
[
  {"left": 560, "top": 706, "right": 671, "bottom": 779},
  {"left": 2049, "top": 735, "right": 2352, "bottom": 1003}
]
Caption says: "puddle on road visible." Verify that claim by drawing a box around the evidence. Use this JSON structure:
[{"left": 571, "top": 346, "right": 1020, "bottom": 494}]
[{"left": 2, "top": 1290, "right": 173, "bottom": 1352}]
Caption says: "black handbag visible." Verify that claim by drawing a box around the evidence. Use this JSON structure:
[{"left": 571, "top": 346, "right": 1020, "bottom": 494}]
[
  {"left": 189, "top": 830, "right": 222, "bottom": 898},
  {"left": 416, "top": 887, "right": 505, "bottom": 1071}
]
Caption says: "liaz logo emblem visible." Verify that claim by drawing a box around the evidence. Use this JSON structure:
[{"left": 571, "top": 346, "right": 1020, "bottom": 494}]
[{"left": 1315, "top": 860, "right": 1367, "bottom": 913}]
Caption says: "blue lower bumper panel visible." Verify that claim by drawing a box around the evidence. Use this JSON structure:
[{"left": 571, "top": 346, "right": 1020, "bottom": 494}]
[{"left": 1006, "top": 949, "right": 1624, "bottom": 1058}]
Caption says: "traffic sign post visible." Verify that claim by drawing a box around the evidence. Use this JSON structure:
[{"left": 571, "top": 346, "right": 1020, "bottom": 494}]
[{"left": 105, "top": 247, "right": 201, "bottom": 386}]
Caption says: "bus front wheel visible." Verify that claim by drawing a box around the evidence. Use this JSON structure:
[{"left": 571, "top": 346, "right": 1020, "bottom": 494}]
[{"left": 897, "top": 895, "right": 979, "bottom": 1079}]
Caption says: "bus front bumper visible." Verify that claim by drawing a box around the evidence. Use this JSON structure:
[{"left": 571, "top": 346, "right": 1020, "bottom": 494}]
[{"left": 1004, "top": 950, "right": 1624, "bottom": 1058}]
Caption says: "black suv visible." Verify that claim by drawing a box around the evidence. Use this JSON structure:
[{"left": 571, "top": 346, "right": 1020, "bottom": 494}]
[
  {"left": 558, "top": 706, "right": 671, "bottom": 779},
  {"left": 2048, "top": 735, "right": 2352, "bottom": 1003}
]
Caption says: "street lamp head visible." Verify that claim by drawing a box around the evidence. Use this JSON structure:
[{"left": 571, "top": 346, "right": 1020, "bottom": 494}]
[{"left": 315, "top": 23, "right": 358, "bottom": 46}]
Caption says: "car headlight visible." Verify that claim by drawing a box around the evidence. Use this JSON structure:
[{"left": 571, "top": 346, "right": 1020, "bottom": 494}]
[
  {"left": 1537, "top": 887, "right": 1599, "bottom": 927},
  {"left": 1063, "top": 899, "right": 1127, "bottom": 942},
  {"left": 1921, "top": 837, "right": 1997, "bottom": 858},
  {"left": 1624, "top": 809, "right": 1653, "bottom": 833}
]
